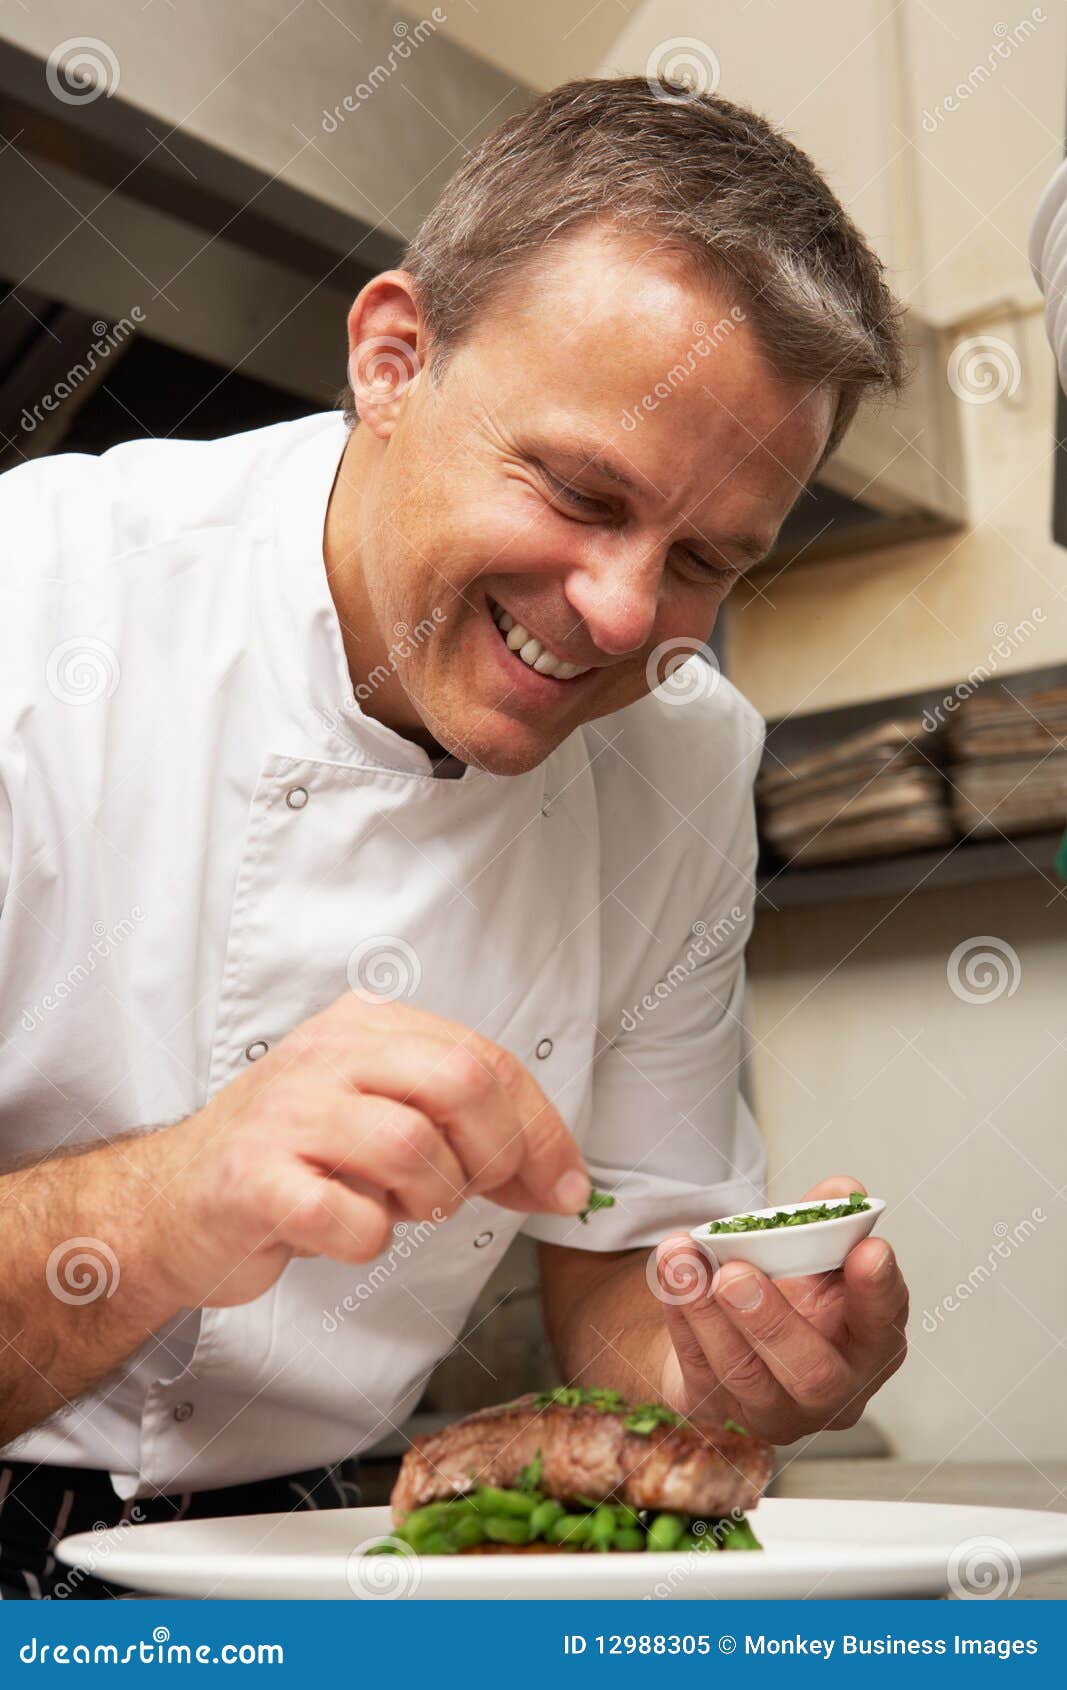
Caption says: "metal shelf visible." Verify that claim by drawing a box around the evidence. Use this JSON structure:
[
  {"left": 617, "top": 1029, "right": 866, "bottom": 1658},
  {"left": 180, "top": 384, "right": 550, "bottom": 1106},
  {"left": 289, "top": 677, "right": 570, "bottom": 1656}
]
[{"left": 757, "top": 828, "right": 1065, "bottom": 911}]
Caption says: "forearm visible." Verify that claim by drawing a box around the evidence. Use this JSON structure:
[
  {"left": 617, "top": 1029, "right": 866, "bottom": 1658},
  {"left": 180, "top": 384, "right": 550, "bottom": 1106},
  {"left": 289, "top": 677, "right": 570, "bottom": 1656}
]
[
  {"left": 0, "top": 1132, "right": 187, "bottom": 1444},
  {"left": 539, "top": 1243, "right": 673, "bottom": 1404}
]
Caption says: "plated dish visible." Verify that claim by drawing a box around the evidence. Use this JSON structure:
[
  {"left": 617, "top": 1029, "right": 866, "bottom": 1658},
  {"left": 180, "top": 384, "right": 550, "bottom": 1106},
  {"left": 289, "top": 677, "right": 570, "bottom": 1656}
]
[
  {"left": 372, "top": 1387, "right": 771, "bottom": 1557},
  {"left": 57, "top": 1497, "right": 1067, "bottom": 1600}
]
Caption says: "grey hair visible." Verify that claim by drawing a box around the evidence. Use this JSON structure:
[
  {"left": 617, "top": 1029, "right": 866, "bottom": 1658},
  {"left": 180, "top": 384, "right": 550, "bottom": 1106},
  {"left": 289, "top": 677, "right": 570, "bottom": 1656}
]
[{"left": 342, "top": 77, "right": 906, "bottom": 463}]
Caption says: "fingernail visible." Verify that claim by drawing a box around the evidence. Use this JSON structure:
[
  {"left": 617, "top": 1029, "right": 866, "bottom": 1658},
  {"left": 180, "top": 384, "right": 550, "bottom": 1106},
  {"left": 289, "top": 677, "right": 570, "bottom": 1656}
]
[
  {"left": 555, "top": 1170, "right": 591, "bottom": 1212},
  {"left": 869, "top": 1241, "right": 894, "bottom": 1278},
  {"left": 717, "top": 1270, "right": 763, "bottom": 1311}
]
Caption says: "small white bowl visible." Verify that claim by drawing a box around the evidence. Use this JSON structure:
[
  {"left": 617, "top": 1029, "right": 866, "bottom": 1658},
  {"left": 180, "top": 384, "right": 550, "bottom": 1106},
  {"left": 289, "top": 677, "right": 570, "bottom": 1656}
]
[{"left": 689, "top": 1197, "right": 886, "bottom": 1281}]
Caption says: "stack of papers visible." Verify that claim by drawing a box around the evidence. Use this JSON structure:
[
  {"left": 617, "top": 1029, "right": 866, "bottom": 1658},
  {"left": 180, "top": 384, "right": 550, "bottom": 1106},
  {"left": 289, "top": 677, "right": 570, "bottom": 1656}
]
[
  {"left": 946, "top": 685, "right": 1067, "bottom": 837},
  {"left": 758, "top": 718, "right": 953, "bottom": 866}
]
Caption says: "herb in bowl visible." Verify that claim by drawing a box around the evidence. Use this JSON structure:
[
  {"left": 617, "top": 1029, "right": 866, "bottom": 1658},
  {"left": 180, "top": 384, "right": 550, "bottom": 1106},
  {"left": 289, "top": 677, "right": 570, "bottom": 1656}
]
[{"left": 706, "top": 1192, "right": 870, "bottom": 1235}]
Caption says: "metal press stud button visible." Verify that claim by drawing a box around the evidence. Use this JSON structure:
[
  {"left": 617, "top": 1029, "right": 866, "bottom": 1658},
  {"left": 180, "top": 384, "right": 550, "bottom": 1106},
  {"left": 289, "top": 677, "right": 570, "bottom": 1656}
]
[
  {"left": 474, "top": 1231, "right": 494, "bottom": 1248},
  {"left": 535, "top": 1038, "right": 554, "bottom": 1060},
  {"left": 173, "top": 1401, "right": 194, "bottom": 1423},
  {"left": 286, "top": 787, "right": 308, "bottom": 809},
  {"left": 245, "top": 1040, "right": 269, "bottom": 1062}
]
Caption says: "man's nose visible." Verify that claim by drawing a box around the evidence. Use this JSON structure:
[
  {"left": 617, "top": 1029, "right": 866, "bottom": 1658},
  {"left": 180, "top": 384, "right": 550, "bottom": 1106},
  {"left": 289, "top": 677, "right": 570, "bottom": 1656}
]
[{"left": 564, "top": 544, "right": 661, "bottom": 658}]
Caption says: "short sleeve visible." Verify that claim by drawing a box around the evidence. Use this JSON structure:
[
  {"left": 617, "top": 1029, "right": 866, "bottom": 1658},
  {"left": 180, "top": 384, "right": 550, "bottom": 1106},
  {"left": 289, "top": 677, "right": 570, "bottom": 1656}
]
[{"left": 522, "top": 673, "right": 767, "bottom": 1252}]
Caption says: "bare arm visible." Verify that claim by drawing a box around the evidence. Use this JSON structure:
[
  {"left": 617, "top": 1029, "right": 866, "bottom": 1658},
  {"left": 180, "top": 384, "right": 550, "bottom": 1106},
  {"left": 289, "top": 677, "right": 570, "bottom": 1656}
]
[
  {"left": 0, "top": 1134, "right": 189, "bottom": 1445},
  {"left": 538, "top": 1241, "right": 672, "bottom": 1404},
  {"left": 0, "top": 992, "right": 590, "bottom": 1448}
]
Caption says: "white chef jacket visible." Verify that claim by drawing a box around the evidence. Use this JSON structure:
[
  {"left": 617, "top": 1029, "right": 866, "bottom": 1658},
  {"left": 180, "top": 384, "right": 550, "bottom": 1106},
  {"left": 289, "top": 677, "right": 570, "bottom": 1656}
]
[{"left": 0, "top": 410, "right": 766, "bottom": 1498}]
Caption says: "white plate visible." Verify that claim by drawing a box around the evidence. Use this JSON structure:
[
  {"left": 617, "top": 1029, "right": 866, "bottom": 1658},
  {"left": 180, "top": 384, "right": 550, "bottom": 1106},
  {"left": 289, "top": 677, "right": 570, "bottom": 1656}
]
[{"left": 57, "top": 1498, "right": 1067, "bottom": 1599}]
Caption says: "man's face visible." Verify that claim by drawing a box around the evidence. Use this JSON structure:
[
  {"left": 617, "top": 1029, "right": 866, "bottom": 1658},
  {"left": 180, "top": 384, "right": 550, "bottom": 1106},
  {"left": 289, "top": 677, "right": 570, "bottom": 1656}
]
[{"left": 346, "top": 226, "right": 835, "bottom": 776}]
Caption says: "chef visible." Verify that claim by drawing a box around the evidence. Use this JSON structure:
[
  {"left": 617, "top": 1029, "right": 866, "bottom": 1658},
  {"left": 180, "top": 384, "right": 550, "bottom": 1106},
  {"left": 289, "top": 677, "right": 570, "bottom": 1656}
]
[{"left": 0, "top": 76, "right": 909, "bottom": 1595}]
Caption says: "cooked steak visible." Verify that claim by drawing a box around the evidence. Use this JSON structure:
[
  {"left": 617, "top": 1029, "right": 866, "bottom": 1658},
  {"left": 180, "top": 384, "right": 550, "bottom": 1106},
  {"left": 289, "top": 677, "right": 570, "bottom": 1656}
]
[{"left": 392, "top": 1394, "right": 772, "bottom": 1522}]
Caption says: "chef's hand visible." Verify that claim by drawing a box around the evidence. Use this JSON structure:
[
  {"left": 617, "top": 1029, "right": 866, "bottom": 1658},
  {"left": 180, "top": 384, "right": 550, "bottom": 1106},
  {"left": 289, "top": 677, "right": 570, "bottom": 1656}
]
[
  {"left": 151, "top": 994, "right": 590, "bottom": 1309},
  {"left": 654, "top": 1177, "right": 908, "bottom": 1443}
]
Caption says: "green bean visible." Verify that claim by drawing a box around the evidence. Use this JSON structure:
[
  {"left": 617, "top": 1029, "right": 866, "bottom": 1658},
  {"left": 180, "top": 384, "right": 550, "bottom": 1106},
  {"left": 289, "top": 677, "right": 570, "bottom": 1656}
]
[
  {"left": 612, "top": 1527, "right": 646, "bottom": 1551},
  {"left": 646, "top": 1511, "right": 687, "bottom": 1552},
  {"left": 447, "top": 1514, "right": 487, "bottom": 1550},
  {"left": 403, "top": 1500, "right": 465, "bottom": 1530},
  {"left": 682, "top": 1529, "right": 717, "bottom": 1552},
  {"left": 529, "top": 1498, "right": 566, "bottom": 1538},
  {"left": 547, "top": 1513, "right": 593, "bottom": 1546},
  {"left": 718, "top": 1516, "right": 762, "bottom": 1551},
  {"left": 590, "top": 1505, "right": 617, "bottom": 1552},
  {"left": 416, "top": 1529, "right": 453, "bottom": 1554},
  {"left": 472, "top": 1486, "right": 539, "bottom": 1518},
  {"left": 483, "top": 1515, "right": 532, "bottom": 1545}
]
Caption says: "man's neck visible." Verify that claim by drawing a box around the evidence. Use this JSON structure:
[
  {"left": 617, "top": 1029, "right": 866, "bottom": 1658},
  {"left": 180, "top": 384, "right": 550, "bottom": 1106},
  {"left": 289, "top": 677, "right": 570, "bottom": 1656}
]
[{"left": 322, "top": 427, "right": 453, "bottom": 763}]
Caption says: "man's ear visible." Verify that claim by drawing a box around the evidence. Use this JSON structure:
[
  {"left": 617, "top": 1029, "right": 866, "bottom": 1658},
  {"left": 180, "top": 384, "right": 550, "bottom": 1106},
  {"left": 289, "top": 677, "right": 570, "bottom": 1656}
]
[{"left": 345, "top": 270, "right": 424, "bottom": 439}]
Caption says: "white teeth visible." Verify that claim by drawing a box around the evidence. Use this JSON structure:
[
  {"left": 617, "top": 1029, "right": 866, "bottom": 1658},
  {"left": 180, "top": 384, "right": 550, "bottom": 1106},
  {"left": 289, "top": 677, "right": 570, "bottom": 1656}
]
[{"left": 489, "top": 601, "right": 591, "bottom": 681}]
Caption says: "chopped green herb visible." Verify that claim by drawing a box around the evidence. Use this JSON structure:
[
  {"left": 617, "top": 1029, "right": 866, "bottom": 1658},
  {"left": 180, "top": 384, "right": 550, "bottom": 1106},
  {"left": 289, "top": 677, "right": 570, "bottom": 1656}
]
[
  {"left": 516, "top": 1450, "right": 543, "bottom": 1493},
  {"left": 723, "top": 1417, "right": 749, "bottom": 1437},
  {"left": 578, "top": 1187, "right": 616, "bottom": 1223},
  {"left": 706, "top": 1193, "right": 869, "bottom": 1234},
  {"left": 532, "top": 1386, "right": 626, "bottom": 1413},
  {"left": 623, "top": 1403, "right": 686, "bottom": 1436}
]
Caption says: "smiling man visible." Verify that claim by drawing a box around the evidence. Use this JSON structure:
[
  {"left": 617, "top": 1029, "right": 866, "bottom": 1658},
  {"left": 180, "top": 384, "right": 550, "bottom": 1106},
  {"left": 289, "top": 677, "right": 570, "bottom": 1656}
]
[{"left": 0, "top": 78, "right": 908, "bottom": 1595}]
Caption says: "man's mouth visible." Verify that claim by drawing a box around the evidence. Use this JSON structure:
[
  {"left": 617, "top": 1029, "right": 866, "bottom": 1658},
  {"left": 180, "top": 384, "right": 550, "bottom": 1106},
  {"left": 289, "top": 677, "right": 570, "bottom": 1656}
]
[{"left": 487, "top": 598, "right": 593, "bottom": 682}]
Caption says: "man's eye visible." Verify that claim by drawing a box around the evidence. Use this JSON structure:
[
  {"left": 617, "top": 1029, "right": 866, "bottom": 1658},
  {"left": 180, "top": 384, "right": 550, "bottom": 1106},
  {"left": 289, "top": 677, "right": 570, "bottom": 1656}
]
[
  {"left": 680, "top": 550, "right": 737, "bottom": 586},
  {"left": 541, "top": 470, "right": 609, "bottom": 517}
]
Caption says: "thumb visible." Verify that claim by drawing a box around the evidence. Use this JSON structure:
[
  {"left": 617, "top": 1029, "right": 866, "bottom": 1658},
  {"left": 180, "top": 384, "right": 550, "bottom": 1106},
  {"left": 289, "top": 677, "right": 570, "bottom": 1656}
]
[{"left": 800, "top": 1174, "right": 867, "bottom": 1202}]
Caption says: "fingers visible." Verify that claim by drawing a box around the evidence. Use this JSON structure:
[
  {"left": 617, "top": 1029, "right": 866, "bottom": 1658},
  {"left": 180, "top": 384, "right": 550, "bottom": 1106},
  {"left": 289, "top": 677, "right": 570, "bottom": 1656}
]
[
  {"left": 318, "top": 1094, "right": 470, "bottom": 1221},
  {"left": 273, "top": 1166, "right": 393, "bottom": 1264},
  {"left": 842, "top": 1237, "right": 909, "bottom": 1365},
  {"left": 800, "top": 1174, "right": 867, "bottom": 1201},
  {"left": 429, "top": 1040, "right": 589, "bottom": 1215},
  {"left": 655, "top": 1236, "right": 797, "bottom": 1427},
  {"left": 284, "top": 999, "right": 589, "bottom": 1216},
  {"left": 709, "top": 1260, "right": 854, "bottom": 1418}
]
